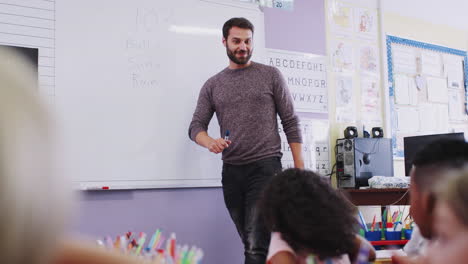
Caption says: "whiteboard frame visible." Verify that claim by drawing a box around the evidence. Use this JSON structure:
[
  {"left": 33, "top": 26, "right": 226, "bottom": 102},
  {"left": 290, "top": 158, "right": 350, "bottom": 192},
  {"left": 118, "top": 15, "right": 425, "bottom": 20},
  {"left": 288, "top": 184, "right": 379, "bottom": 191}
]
[{"left": 54, "top": 0, "right": 266, "bottom": 190}]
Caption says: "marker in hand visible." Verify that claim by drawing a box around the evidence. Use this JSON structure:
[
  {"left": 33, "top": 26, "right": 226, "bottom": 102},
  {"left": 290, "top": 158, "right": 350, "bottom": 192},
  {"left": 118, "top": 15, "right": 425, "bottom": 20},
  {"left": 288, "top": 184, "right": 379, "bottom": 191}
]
[{"left": 207, "top": 130, "right": 231, "bottom": 154}]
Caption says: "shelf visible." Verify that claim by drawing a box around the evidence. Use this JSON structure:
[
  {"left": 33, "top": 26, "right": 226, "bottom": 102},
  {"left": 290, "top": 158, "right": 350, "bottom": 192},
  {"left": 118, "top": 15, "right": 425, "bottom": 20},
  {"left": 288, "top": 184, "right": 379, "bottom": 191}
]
[
  {"left": 370, "top": 240, "right": 408, "bottom": 246},
  {"left": 340, "top": 188, "right": 410, "bottom": 206}
]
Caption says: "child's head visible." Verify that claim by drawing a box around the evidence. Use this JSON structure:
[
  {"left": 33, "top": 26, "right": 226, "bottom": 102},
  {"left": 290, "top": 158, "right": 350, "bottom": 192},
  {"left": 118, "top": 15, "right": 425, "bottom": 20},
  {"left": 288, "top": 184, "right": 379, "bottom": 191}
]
[
  {"left": 423, "top": 167, "right": 468, "bottom": 264},
  {"left": 434, "top": 167, "right": 468, "bottom": 240},
  {"left": 0, "top": 48, "right": 71, "bottom": 264},
  {"left": 409, "top": 139, "right": 468, "bottom": 239},
  {"left": 259, "top": 168, "right": 357, "bottom": 259}
]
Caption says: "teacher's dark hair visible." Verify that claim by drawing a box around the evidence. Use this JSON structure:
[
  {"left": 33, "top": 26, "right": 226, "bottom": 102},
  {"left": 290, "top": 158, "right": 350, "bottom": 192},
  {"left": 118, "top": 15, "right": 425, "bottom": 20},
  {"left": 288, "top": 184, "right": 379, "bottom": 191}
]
[{"left": 222, "top": 17, "right": 254, "bottom": 39}]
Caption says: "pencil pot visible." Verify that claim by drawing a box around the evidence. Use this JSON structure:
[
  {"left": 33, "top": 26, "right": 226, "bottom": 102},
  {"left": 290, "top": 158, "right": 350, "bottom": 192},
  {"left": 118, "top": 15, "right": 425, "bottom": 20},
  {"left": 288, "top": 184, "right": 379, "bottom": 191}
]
[
  {"left": 404, "top": 229, "right": 413, "bottom": 240},
  {"left": 385, "top": 231, "right": 402, "bottom": 240},
  {"left": 365, "top": 231, "right": 381, "bottom": 241}
]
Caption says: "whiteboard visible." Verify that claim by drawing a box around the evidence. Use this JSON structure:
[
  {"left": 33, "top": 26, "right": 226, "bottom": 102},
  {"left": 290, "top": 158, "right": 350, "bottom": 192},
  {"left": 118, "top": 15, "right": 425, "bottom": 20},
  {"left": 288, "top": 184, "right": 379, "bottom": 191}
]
[{"left": 55, "top": 0, "right": 266, "bottom": 189}]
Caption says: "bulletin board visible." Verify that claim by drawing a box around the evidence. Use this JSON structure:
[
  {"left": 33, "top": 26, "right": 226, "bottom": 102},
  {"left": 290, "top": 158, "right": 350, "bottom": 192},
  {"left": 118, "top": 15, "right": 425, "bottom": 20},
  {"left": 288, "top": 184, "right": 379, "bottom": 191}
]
[{"left": 386, "top": 35, "right": 468, "bottom": 157}]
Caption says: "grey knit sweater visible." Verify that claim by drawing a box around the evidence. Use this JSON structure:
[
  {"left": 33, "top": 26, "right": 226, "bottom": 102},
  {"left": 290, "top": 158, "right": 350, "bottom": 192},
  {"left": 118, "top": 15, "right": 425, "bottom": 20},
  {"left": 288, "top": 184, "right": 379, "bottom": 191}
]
[{"left": 189, "top": 61, "right": 302, "bottom": 165}]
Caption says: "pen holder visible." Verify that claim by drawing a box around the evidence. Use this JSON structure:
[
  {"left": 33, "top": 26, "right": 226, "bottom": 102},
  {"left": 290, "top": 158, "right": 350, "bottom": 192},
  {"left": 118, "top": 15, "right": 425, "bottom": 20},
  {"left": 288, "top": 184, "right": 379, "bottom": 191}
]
[
  {"left": 365, "top": 231, "right": 382, "bottom": 241},
  {"left": 385, "top": 231, "right": 401, "bottom": 241},
  {"left": 404, "top": 229, "right": 413, "bottom": 240}
]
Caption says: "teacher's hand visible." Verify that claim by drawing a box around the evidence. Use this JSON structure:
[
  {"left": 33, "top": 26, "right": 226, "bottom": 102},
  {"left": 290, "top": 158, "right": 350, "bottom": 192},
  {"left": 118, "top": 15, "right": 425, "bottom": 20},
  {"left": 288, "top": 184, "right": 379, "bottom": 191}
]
[{"left": 207, "top": 138, "right": 231, "bottom": 154}]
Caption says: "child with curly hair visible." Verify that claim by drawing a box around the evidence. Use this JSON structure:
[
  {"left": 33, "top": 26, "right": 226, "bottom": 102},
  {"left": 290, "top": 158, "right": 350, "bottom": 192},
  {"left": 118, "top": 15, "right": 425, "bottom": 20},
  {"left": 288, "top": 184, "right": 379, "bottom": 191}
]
[{"left": 259, "top": 168, "right": 374, "bottom": 264}]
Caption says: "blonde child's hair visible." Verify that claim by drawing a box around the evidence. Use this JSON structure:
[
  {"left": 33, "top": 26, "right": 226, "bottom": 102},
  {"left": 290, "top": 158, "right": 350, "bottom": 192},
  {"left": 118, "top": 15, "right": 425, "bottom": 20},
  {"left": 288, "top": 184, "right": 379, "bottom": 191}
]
[
  {"left": 436, "top": 166, "right": 468, "bottom": 227},
  {"left": 0, "top": 47, "right": 72, "bottom": 264}
]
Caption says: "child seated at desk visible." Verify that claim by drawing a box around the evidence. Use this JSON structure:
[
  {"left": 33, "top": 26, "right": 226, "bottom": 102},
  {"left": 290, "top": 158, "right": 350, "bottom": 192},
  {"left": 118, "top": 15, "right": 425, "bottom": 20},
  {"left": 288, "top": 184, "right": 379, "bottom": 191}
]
[
  {"left": 393, "top": 167, "right": 468, "bottom": 264},
  {"left": 259, "top": 168, "right": 375, "bottom": 264},
  {"left": 0, "top": 48, "right": 156, "bottom": 264}
]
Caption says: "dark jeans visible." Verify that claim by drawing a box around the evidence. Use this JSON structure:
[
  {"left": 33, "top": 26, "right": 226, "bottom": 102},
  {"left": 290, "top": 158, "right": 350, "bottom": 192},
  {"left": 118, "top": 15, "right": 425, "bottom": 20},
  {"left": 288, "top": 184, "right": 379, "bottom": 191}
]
[{"left": 222, "top": 157, "right": 282, "bottom": 264}]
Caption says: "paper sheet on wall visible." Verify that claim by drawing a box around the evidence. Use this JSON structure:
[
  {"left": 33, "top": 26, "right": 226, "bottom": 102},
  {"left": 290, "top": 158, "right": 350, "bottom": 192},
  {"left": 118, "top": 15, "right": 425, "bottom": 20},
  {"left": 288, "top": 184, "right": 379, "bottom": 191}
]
[
  {"left": 310, "top": 119, "right": 331, "bottom": 176},
  {"left": 436, "top": 104, "right": 449, "bottom": 131},
  {"left": 408, "top": 76, "right": 419, "bottom": 105},
  {"left": 361, "top": 76, "right": 382, "bottom": 125},
  {"left": 396, "top": 107, "right": 419, "bottom": 132},
  {"left": 278, "top": 118, "right": 330, "bottom": 176},
  {"left": 394, "top": 74, "right": 410, "bottom": 104},
  {"left": 331, "top": 40, "right": 354, "bottom": 72},
  {"left": 267, "top": 49, "right": 328, "bottom": 113},
  {"left": 391, "top": 45, "right": 417, "bottom": 74},
  {"left": 426, "top": 76, "right": 448, "bottom": 103},
  {"left": 418, "top": 104, "right": 449, "bottom": 132},
  {"left": 394, "top": 74, "right": 419, "bottom": 105},
  {"left": 328, "top": 0, "right": 353, "bottom": 35},
  {"left": 354, "top": 8, "right": 377, "bottom": 39},
  {"left": 278, "top": 118, "right": 312, "bottom": 169},
  {"left": 418, "top": 104, "right": 437, "bottom": 132},
  {"left": 335, "top": 75, "right": 355, "bottom": 122},
  {"left": 271, "top": 0, "right": 294, "bottom": 11},
  {"left": 443, "top": 54, "right": 465, "bottom": 89},
  {"left": 448, "top": 89, "right": 466, "bottom": 120},
  {"left": 421, "top": 51, "right": 442, "bottom": 77},
  {"left": 359, "top": 44, "right": 379, "bottom": 75}
]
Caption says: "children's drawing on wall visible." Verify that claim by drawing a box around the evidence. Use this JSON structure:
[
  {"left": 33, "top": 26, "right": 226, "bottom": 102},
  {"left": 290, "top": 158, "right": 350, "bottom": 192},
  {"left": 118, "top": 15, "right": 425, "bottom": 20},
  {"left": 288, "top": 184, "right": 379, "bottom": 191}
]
[
  {"left": 360, "top": 44, "right": 379, "bottom": 75},
  {"left": 328, "top": 0, "right": 353, "bottom": 35},
  {"left": 361, "top": 77, "right": 382, "bottom": 125},
  {"left": 331, "top": 40, "right": 353, "bottom": 72},
  {"left": 355, "top": 8, "right": 377, "bottom": 39},
  {"left": 335, "top": 75, "right": 355, "bottom": 122}
]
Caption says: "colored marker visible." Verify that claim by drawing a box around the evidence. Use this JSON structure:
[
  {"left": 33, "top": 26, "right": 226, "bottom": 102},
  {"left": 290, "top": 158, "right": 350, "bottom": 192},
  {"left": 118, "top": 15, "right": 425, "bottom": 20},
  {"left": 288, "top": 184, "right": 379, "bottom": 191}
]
[
  {"left": 358, "top": 211, "right": 368, "bottom": 232},
  {"left": 371, "top": 215, "right": 376, "bottom": 231},
  {"left": 146, "top": 229, "right": 159, "bottom": 251},
  {"left": 135, "top": 232, "right": 146, "bottom": 255},
  {"left": 169, "top": 233, "right": 176, "bottom": 259},
  {"left": 224, "top": 130, "right": 230, "bottom": 141},
  {"left": 155, "top": 235, "right": 166, "bottom": 250}
]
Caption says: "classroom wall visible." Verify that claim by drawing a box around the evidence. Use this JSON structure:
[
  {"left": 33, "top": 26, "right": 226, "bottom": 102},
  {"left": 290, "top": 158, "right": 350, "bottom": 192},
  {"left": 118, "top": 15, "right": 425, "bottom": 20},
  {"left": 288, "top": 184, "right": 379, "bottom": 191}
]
[
  {"left": 324, "top": 0, "right": 468, "bottom": 179},
  {"left": 380, "top": 1, "right": 468, "bottom": 176},
  {"left": 75, "top": 188, "right": 242, "bottom": 263},
  {"left": 324, "top": 0, "right": 382, "bottom": 185},
  {"left": 75, "top": 1, "right": 326, "bottom": 264},
  {"left": 263, "top": 0, "right": 326, "bottom": 55}
]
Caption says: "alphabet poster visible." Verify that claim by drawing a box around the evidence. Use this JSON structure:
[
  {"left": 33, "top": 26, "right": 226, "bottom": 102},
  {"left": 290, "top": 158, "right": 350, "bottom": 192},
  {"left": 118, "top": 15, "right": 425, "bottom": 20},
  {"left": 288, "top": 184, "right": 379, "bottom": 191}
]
[
  {"left": 278, "top": 118, "right": 331, "bottom": 176},
  {"left": 267, "top": 49, "right": 328, "bottom": 113}
]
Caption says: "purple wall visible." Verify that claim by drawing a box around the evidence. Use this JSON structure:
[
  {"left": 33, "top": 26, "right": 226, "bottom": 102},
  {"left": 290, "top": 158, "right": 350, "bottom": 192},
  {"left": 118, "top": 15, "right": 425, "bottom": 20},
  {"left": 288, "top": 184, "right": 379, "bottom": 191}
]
[
  {"left": 264, "top": 0, "right": 326, "bottom": 55},
  {"left": 75, "top": 1, "right": 326, "bottom": 264},
  {"left": 75, "top": 188, "right": 243, "bottom": 264}
]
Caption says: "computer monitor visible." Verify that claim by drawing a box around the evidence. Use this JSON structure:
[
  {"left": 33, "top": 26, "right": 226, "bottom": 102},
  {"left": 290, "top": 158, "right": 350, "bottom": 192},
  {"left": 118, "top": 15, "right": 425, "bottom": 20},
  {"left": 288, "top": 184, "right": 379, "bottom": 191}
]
[{"left": 403, "top": 133, "right": 465, "bottom": 176}]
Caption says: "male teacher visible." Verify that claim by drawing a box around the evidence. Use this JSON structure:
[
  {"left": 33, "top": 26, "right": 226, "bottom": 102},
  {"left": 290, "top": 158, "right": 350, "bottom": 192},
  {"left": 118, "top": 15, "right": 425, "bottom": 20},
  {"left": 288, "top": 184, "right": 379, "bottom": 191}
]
[{"left": 188, "top": 17, "right": 303, "bottom": 264}]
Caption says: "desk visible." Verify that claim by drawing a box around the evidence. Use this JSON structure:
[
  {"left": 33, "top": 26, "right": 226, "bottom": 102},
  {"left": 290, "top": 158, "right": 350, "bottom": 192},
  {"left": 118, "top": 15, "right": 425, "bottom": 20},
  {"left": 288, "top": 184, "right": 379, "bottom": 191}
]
[{"left": 341, "top": 188, "right": 410, "bottom": 206}]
